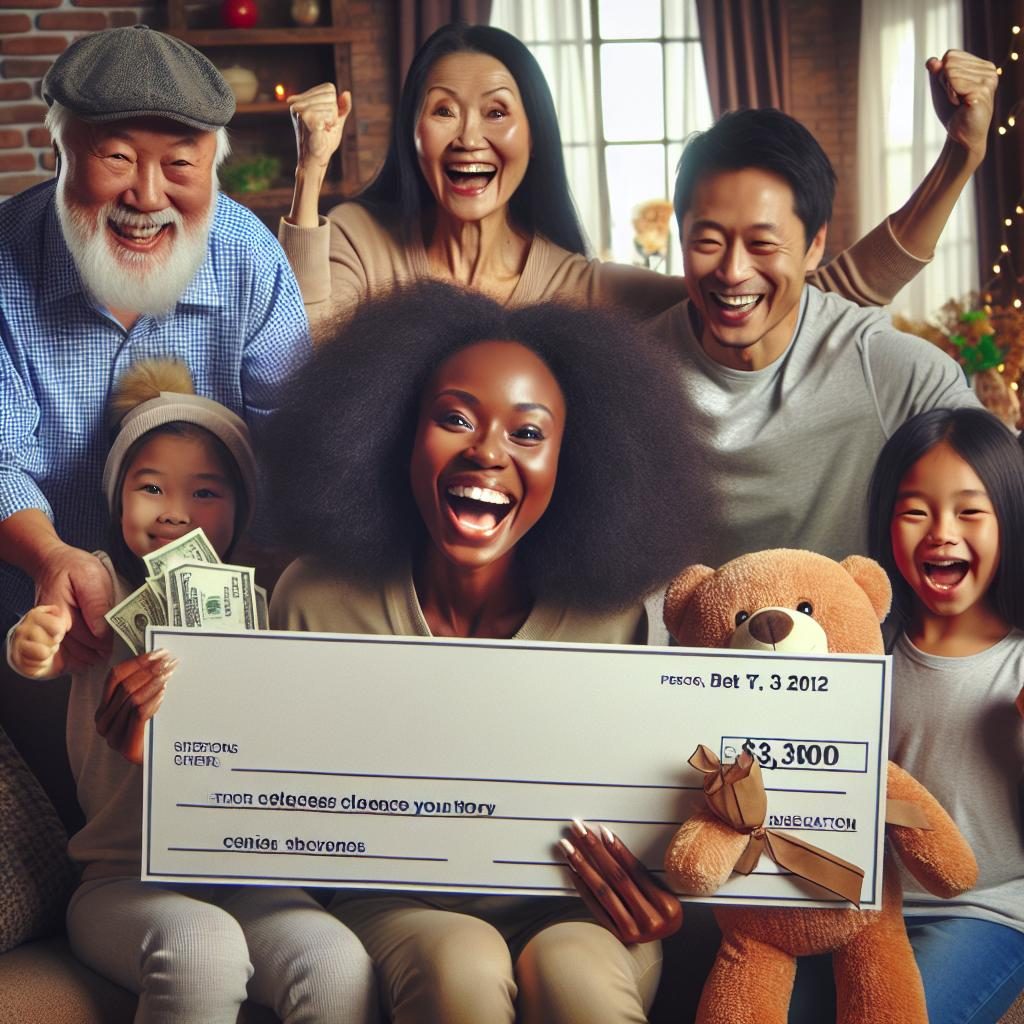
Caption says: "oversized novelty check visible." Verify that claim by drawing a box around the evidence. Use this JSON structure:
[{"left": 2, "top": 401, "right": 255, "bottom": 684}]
[{"left": 142, "top": 629, "right": 892, "bottom": 910}]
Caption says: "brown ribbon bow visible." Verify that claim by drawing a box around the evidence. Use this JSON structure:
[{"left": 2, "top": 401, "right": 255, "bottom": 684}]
[{"left": 688, "top": 744, "right": 867, "bottom": 907}]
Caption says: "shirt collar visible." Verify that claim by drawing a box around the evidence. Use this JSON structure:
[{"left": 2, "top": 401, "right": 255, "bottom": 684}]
[{"left": 42, "top": 198, "right": 87, "bottom": 306}]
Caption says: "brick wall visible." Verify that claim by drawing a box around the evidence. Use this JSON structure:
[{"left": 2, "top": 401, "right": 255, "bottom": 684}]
[
  {"left": 0, "top": 0, "right": 395, "bottom": 200},
  {"left": 786, "top": 0, "right": 862, "bottom": 255},
  {"left": 0, "top": 2, "right": 161, "bottom": 197}
]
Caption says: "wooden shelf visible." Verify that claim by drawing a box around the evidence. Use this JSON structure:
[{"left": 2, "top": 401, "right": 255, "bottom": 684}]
[
  {"left": 234, "top": 102, "right": 293, "bottom": 115},
  {"left": 225, "top": 180, "right": 352, "bottom": 211},
  {"left": 167, "top": 27, "right": 354, "bottom": 47},
  {"left": 167, "top": 0, "right": 358, "bottom": 224}
]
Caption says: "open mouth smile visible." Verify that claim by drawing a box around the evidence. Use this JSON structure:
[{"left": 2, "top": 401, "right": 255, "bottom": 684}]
[
  {"left": 710, "top": 292, "right": 764, "bottom": 319},
  {"left": 444, "top": 482, "right": 514, "bottom": 533},
  {"left": 108, "top": 219, "right": 172, "bottom": 248},
  {"left": 922, "top": 558, "right": 970, "bottom": 590},
  {"left": 444, "top": 162, "right": 497, "bottom": 194}
]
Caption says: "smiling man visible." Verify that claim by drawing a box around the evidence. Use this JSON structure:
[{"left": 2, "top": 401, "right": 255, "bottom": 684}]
[
  {"left": 0, "top": 26, "right": 310, "bottom": 663},
  {"left": 651, "top": 107, "right": 979, "bottom": 570}
]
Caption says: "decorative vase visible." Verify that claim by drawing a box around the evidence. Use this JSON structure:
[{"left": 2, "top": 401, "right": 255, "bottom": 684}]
[
  {"left": 221, "top": 0, "right": 259, "bottom": 29},
  {"left": 290, "top": 0, "right": 320, "bottom": 26},
  {"left": 220, "top": 65, "right": 259, "bottom": 104}
]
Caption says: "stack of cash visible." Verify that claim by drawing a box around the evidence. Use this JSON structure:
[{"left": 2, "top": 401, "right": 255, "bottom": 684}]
[{"left": 104, "top": 527, "right": 268, "bottom": 655}]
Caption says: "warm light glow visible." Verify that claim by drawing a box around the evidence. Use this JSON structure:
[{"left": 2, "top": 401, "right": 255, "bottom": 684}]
[
  {"left": 1013, "top": 381, "right": 1020, "bottom": 392},
  {"left": 998, "top": 363, "right": 1006, "bottom": 372},
  {"left": 1017, "top": 206, "right": 1024, "bottom": 215},
  {"left": 1014, "top": 25, "right": 1021, "bottom": 33},
  {"left": 999, "top": 126, "right": 1008, "bottom": 135},
  {"left": 1005, "top": 218, "right": 1014, "bottom": 227},
  {"left": 1015, "top": 298, "right": 1023, "bottom": 309},
  {"left": 1010, "top": 116, "right": 1017, "bottom": 127},
  {"left": 1012, "top": 52, "right": 1020, "bottom": 60},
  {"left": 274, "top": 84, "right": 286, "bottom": 101},
  {"left": 994, "top": 264, "right": 1002, "bottom": 273},
  {"left": 998, "top": 66, "right": 1004, "bottom": 75},
  {"left": 1002, "top": 243, "right": 1010, "bottom": 253}
]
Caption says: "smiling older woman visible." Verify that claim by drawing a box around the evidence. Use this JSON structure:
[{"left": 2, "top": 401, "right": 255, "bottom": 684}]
[{"left": 279, "top": 25, "right": 995, "bottom": 334}]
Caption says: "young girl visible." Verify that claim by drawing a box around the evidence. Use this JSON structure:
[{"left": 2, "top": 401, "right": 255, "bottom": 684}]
[
  {"left": 7, "top": 360, "right": 377, "bottom": 1024},
  {"left": 867, "top": 406, "right": 1024, "bottom": 1024},
  {"left": 266, "top": 281, "right": 690, "bottom": 1024}
]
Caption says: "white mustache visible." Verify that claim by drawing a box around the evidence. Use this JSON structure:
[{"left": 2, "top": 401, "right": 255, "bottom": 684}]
[{"left": 105, "top": 204, "right": 184, "bottom": 231}]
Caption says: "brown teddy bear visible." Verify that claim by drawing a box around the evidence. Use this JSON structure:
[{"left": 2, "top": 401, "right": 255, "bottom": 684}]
[{"left": 661, "top": 549, "right": 979, "bottom": 1024}]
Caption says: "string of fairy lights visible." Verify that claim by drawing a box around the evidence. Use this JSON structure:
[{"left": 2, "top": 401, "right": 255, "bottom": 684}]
[{"left": 982, "top": 22, "right": 1023, "bottom": 314}]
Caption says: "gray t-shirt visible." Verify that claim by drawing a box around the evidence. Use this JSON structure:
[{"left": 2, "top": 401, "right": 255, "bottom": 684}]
[
  {"left": 647, "top": 286, "right": 977, "bottom": 570},
  {"left": 889, "top": 630, "right": 1024, "bottom": 933}
]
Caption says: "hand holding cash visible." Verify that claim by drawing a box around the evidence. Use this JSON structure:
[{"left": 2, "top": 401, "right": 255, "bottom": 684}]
[{"left": 104, "top": 527, "right": 268, "bottom": 655}]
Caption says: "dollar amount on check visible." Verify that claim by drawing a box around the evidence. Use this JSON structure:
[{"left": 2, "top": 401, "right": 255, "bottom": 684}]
[{"left": 142, "top": 629, "right": 893, "bottom": 909}]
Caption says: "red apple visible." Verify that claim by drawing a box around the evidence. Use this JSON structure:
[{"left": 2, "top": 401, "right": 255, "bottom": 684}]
[{"left": 221, "top": 0, "right": 259, "bottom": 29}]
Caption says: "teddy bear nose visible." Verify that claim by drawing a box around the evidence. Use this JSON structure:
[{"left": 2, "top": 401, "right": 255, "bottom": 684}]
[{"left": 747, "top": 609, "right": 794, "bottom": 645}]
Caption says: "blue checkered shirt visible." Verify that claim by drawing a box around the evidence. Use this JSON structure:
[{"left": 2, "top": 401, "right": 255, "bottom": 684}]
[{"left": 0, "top": 181, "right": 311, "bottom": 622}]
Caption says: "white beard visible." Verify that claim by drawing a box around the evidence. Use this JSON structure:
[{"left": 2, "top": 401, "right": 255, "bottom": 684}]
[{"left": 55, "top": 181, "right": 215, "bottom": 316}]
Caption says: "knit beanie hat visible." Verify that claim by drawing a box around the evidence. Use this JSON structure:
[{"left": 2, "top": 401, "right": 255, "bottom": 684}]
[{"left": 102, "top": 359, "right": 258, "bottom": 532}]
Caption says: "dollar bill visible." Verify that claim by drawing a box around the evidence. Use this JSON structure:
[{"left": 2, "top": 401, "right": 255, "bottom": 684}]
[
  {"left": 145, "top": 574, "right": 167, "bottom": 611},
  {"left": 105, "top": 584, "right": 168, "bottom": 656},
  {"left": 142, "top": 526, "right": 220, "bottom": 581},
  {"left": 166, "top": 562, "right": 258, "bottom": 632},
  {"left": 255, "top": 585, "right": 268, "bottom": 631}
]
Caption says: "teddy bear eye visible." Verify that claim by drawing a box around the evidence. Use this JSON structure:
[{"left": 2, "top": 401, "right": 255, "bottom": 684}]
[
  {"left": 797, "top": 601, "right": 814, "bottom": 616},
  {"left": 734, "top": 610, "right": 750, "bottom": 626}
]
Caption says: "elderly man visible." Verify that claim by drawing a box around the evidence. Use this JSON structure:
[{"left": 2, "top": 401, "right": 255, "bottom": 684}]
[
  {"left": 0, "top": 28, "right": 383, "bottom": 1024},
  {"left": 0, "top": 26, "right": 310, "bottom": 660}
]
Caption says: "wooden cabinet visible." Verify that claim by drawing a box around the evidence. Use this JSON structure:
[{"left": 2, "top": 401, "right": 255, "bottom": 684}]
[{"left": 166, "top": 0, "right": 358, "bottom": 226}]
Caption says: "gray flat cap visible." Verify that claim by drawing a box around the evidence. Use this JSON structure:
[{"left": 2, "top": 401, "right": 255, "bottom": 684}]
[{"left": 43, "top": 25, "right": 235, "bottom": 132}]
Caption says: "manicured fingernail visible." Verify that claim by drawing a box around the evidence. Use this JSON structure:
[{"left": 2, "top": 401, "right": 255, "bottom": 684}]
[
  {"left": 148, "top": 649, "right": 171, "bottom": 662},
  {"left": 559, "top": 838, "right": 576, "bottom": 858},
  {"left": 571, "top": 817, "right": 588, "bottom": 837},
  {"left": 601, "top": 825, "right": 616, "bottom": 846}
]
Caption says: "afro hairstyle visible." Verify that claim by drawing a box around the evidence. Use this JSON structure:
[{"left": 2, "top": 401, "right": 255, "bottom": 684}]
[{"left": 266, "top": 281, "right": 699, "bottom": 611}]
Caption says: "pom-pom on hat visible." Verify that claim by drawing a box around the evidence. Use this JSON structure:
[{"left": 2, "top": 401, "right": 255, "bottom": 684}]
[
  {"left": 102, "top": 359, "right": 257, "bottom": 532},
  {"left": 42, "top": 25, "right": 235, "bottom": 132}
]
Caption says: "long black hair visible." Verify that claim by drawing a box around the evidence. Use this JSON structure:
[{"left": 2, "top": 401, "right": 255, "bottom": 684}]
[
  {"left": 357, "top": 22, "right": 588, "bottom": 256},
  {"left": 867, "top": 406, "right": 1024, "bottom": 631},
  {"left": 266, "top": 281, "right": 697, "bottom": 610}
]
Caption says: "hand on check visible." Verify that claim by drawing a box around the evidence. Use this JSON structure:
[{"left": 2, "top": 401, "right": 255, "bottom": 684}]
[{"left": 560, "top": 818, "right": 682, "bottom": 944}]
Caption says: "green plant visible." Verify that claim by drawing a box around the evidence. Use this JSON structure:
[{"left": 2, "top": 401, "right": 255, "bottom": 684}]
[{"left": 219, "top": 155, "right": 281, "bottom": 194}]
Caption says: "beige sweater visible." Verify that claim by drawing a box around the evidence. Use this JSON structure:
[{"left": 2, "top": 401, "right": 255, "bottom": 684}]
[
  {"left": 278, "top": 203, "right": 928, "bottom": 334},
  {"left": 270, "top": 557, "right": 647, "bottom": 646}
]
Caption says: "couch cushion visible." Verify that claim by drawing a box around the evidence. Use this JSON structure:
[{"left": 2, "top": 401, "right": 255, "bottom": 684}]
[
  {"left": 0, "top": 936, "right": 134, "bottom": 1024},
  {"left": 0, "top": 723, "right": 78, "bottom": 954}
]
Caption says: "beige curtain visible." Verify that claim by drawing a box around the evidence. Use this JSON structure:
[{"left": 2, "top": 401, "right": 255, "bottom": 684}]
[{"left": 858, "top": 0, "right": 977, "bottom": 319}]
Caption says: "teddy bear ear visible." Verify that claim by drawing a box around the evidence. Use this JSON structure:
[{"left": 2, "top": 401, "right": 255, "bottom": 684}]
[
  {"left": 663, "top": 564, "right": 715, "bottom": 635},
  {"left": 839, "top": 555, "right": 892, "bottom": 623}
]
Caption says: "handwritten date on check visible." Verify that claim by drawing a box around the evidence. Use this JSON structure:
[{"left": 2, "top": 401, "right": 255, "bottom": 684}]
[{"left": 142, "top": 629, "right": 892, "bottom": 910}]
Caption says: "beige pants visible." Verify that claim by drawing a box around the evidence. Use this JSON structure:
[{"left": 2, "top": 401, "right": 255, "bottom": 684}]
[
  {"left": 332, "top": 892, "right": 662, "bottom": 1024},
  {"left": 68, "top": 877, "right": 378, "bottom": 1024}
]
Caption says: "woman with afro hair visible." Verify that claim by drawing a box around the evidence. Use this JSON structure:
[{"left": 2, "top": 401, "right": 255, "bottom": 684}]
[{"left": 266, "top": 280, "right": 695, "bottom": 1024}]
